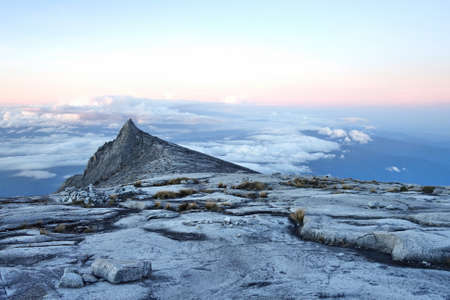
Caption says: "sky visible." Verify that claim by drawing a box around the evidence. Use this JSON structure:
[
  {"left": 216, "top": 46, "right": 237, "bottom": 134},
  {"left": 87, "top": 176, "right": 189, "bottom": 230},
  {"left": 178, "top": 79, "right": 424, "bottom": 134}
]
[{"left": 1, "top": 0, "right": 449, "bottom": 106}]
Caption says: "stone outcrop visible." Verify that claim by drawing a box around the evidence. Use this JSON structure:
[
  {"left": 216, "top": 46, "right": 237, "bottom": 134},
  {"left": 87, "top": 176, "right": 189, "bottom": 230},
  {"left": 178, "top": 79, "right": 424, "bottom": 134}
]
[
  {"left": 91, "top": 258, "right": 152, "bottom": 284},
  {"left": 60, "top": 119, "right": 255, "bottom": 190}
]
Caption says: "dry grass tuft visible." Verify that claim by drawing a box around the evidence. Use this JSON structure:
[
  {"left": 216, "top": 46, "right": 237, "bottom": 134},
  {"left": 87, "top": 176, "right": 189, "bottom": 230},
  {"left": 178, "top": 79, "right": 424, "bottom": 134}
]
[
  {"left": 39, "top": 228, "right": 49, "bottom": 235},
  {"left": 217, "top": 182, "right": 227, "bottom": 188},
  {"left": 422, "top": 186, "right": 435, "bottom": 194},
  {"left": 289, "top": 209, "right": 305, "bottom": 226},
  {"left": 154, "top": 191, "right": 179, "bottom": 200},
  {"left": 154, "top": 201, "right": 161, "bottom": 208},
  {"left": 188, "top": 202, "right": 198, "bottom": 210},
  {"left": 154, "top": 189, "right": 197, "bottom": 200},
  {"left": 165, "top": 203, "right": 172, "bottom": 210},
  {"left": 178, "top": 201, "right": 199, "bottom": 212},
  {"left": 178, "top": 189, "right": 196, "bottom": 197},
  {"left": 259, "top": 191, "right": 268, "bottom": 198},
  {"left": 285, "top": 177, "right": 325, "bottom": 189},
  {"left": 54, "top": 224, "right": 67, "bottom": 233},
  {"left": 133, "top": 180, "right": 142, "bottom": 187},
  {"left": 233, "top": 181, "right": 267, "bottom": 191},
  {"left": 205, "top": 201, "right": 219, "bottom": 211},
  {"left": 400, "top": 186, "right": 408, "bottom": 192}
]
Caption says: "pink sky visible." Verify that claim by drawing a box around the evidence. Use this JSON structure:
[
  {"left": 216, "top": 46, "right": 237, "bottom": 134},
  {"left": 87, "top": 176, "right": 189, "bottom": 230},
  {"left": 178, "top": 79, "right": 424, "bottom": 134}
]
[{"left": 1, "top": 2, "right": 449, "bottom": 107}]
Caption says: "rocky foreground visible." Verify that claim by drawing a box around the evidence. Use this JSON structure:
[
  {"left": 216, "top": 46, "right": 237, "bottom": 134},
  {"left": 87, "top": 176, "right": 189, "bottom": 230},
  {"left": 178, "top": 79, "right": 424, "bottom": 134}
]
[{"left": 1, "top": 172, "right": 450, "bottom": 299}]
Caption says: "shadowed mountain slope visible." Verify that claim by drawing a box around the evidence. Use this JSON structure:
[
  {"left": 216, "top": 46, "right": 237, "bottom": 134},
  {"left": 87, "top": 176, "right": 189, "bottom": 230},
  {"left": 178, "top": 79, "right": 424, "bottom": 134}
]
[{"left": 60, "top": 119, "right": 256, "bottom": 189}]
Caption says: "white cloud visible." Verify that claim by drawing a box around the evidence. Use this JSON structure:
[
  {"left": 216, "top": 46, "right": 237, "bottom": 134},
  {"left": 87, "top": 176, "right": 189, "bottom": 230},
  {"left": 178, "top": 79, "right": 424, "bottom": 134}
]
[
  {"left": 318, "top": 127, "right": 348, "bottom": 138},
  {"left": 0, "top": 133, "right": 111, "bottom": 171},
  {"left": 386, "top": 166, "right": 401, "bottom": 173},
  {"left": 349, "top": 130, "right": 372, "bottom": 144},
  {"left": 341, "top": 117, "right": 368, "bottom": 123},
  {"left": 13, "top": 170, "right": 56, "bottom": 180},
  {"left": 183, "top": 130, "right": 339, "bottom": 174},
  {"left": 0, "top": 96, "right": 378, "bottom": 176}
]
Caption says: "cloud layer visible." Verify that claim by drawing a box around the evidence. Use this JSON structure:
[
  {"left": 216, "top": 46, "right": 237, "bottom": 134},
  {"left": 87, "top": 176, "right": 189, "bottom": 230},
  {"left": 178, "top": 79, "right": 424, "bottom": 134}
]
[{"left": 0, "top": 96, "right": 375, "bottom": 177}]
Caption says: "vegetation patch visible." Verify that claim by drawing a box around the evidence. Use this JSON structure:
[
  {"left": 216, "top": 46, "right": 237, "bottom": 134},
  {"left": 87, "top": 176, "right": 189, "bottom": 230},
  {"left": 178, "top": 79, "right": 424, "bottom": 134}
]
[
  {"left": 133, "top": 180, "right": 143, "bottom": 187},
  {"left": 153, "top": 189, "right": 197, "bottom": 200},
  {"left": 153, "top": 177, "right": 200, "bottom": 186},
  {"left": 205, "top": 201, "right": 222, "bottom": 212},
  {"left": 422, "top": 186, "right": 435, "bottom": 194},
  {"left": 289, "top": 209, "right": 305, "bottom": 226},
  {"left": 217, "top": 182, "right": 227, "bottom": 188},
  {"left": 285, "top": 177, "right": 326, "bottom": 189},
  {"left": 154, "top": 191, "right": 179, "bottom": 199},
  {"left": 53, "top": 224, "right": 68, "bottom": 233},
  {"left": 233, "top": 181, "right": 267, "bottom": 191},
  {"left": 178, "top": 201, "right": 199, "bottom": 212}
]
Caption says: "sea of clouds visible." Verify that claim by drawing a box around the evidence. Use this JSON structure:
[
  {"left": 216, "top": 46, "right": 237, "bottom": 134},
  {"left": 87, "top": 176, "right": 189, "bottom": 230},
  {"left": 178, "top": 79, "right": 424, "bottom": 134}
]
[{"left": 0, "top": 96, "right": 375, "bottom": 181}]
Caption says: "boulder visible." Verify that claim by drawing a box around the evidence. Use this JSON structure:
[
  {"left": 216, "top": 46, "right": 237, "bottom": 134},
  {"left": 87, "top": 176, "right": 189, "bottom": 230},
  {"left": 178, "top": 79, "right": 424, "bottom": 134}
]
[
  {"left": 58, "top": 270, "right": 84, "bottom": 288},
  {"left": 91, "top": 258, "right": 152, "bottom": 284}
]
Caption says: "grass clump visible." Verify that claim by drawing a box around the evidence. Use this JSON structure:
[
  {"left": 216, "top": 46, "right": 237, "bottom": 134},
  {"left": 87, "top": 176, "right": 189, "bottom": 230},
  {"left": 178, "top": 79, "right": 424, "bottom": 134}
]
[
  {"left": 178, "top": 189, "right": 196, "bottom": 197},
  {"left": 154, "top": 201, "right": 161, "bottom": 208},
  {"left": 133, "top": 180, "right": 143, "bottom": 187},
  {"left": 178, "top": 202, "right": 199, "bottom": 212},
  {"left": 188, "top": 202, "right": 198, "bottom": 210},
  {"left": 217, "top": 182, "right": 227, "bottom": 188},
  {"left": 205, "top": 201, "right": 220, "bottom": 212},
  {"left": 178, "top": 202, "right": 189, "bottom": 212},
  {"left": 289, "top": 209, "right": 305, "bottom": 226},
  {"left": 233, "top": 181, "right": 267, "bottom": 191},
  {"left": 286, "top": 177, "right": 324, "bottom": 188},
  {"left": 154, "top": 189, "right": 197, "bottom": 200},
  {"left": 54, "top": 224, "right": 67, "bottom": 233},
  {"left": 259, "top": 191, "right": 268, "bottom": 198},
  {"left": 422, "top": 186, "right": 435, "bottom": 194},
  {"left": 154, "top": 191, "right": 179, "bottom": 199},
  {"left": 165, "top": 203, "right": 172, "bottom": 210},
  {"left": 39, "top": 228, "right": 49, "bottom": 235},
  {"left": 342, "top": 185, "right": 353, "bottom": 190},
  {"left": 399, "top": 186, "right": 408, "bottom": 192}
]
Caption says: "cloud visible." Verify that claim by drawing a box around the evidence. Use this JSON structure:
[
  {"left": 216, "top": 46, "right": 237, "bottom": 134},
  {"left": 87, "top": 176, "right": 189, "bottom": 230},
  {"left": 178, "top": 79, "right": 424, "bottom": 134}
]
[
  {"left": 318, "top": 127, "right": 348, "bottom": 138},
  {"left": 340, "top": 117, "right": 368, "bottom": 123},
  {"left": 0, "top": 133, "right": 111, "bottom": 171},
  {"left": 319, "top": 127, "right": 372, "bottom": 144},
  {"left": 13, "top": 170, "right": 56, "bottom": 180},
  {"left": 183, "top": 130, "right": 339, "bottom": 174},
  {"left": 386, "top": 166, "right": 406, "bottom": 173},
  {"left": 349, "top": 130, "right": 372, "bottom": 144},
  {"left": 0, "top": 96, "right": 378, "bottom": 176}
]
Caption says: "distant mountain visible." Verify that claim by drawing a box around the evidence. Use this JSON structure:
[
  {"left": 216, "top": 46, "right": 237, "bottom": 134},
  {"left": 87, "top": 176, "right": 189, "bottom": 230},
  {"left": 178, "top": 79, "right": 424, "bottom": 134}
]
[{"left": 60, "top": 119, "right": 256, "bottom": 190}]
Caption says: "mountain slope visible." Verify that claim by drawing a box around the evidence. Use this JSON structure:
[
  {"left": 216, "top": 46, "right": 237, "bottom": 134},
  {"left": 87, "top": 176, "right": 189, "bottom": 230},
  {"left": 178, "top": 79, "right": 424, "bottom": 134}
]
[{"left": 60, "top": 119, "right": 256, "bottom": 189}]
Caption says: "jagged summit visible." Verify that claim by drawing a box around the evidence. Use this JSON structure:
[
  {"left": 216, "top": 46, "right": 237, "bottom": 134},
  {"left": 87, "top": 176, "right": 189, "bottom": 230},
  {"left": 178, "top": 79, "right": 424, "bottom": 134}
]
[{"left": 60, "top": 119, "right": 256, "bottom": 189}]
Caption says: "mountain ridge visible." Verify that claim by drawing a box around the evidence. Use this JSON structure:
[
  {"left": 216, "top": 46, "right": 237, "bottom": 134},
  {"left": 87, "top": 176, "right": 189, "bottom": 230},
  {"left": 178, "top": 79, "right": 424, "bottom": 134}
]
[{"left": 59, "top": 119, "right": 256, "bottom": 190}]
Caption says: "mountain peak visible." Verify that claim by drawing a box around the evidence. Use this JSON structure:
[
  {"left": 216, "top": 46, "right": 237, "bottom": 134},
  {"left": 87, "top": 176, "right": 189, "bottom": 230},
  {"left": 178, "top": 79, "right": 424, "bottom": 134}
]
[
  {"left": 59, "top": 120, "right": 256, "bottom": 190},
  {"left": 118, "top": 118, "right": 140, "bottom": 138}
]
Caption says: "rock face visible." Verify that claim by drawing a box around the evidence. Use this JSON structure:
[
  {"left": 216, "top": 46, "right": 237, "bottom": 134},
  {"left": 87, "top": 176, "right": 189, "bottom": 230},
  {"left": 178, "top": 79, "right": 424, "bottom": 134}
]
[
  {"left": 2, "top": 174, "right": 450, "bottom": 299},
  {"left": 91, "top": 258, "right": 152, "bottom": 284},
  {"left": 60, "top": 119, "right": 255, "bottom": 190}
]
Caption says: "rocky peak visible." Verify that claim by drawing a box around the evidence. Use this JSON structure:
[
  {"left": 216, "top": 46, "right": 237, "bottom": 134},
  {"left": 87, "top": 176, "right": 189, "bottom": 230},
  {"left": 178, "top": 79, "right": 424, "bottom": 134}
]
[
  {"left": 117, "top": 119, "right": 140, "bottom": 141},
  {"left": 59, "top": 119, "right": 256, "bottom": 190}
]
